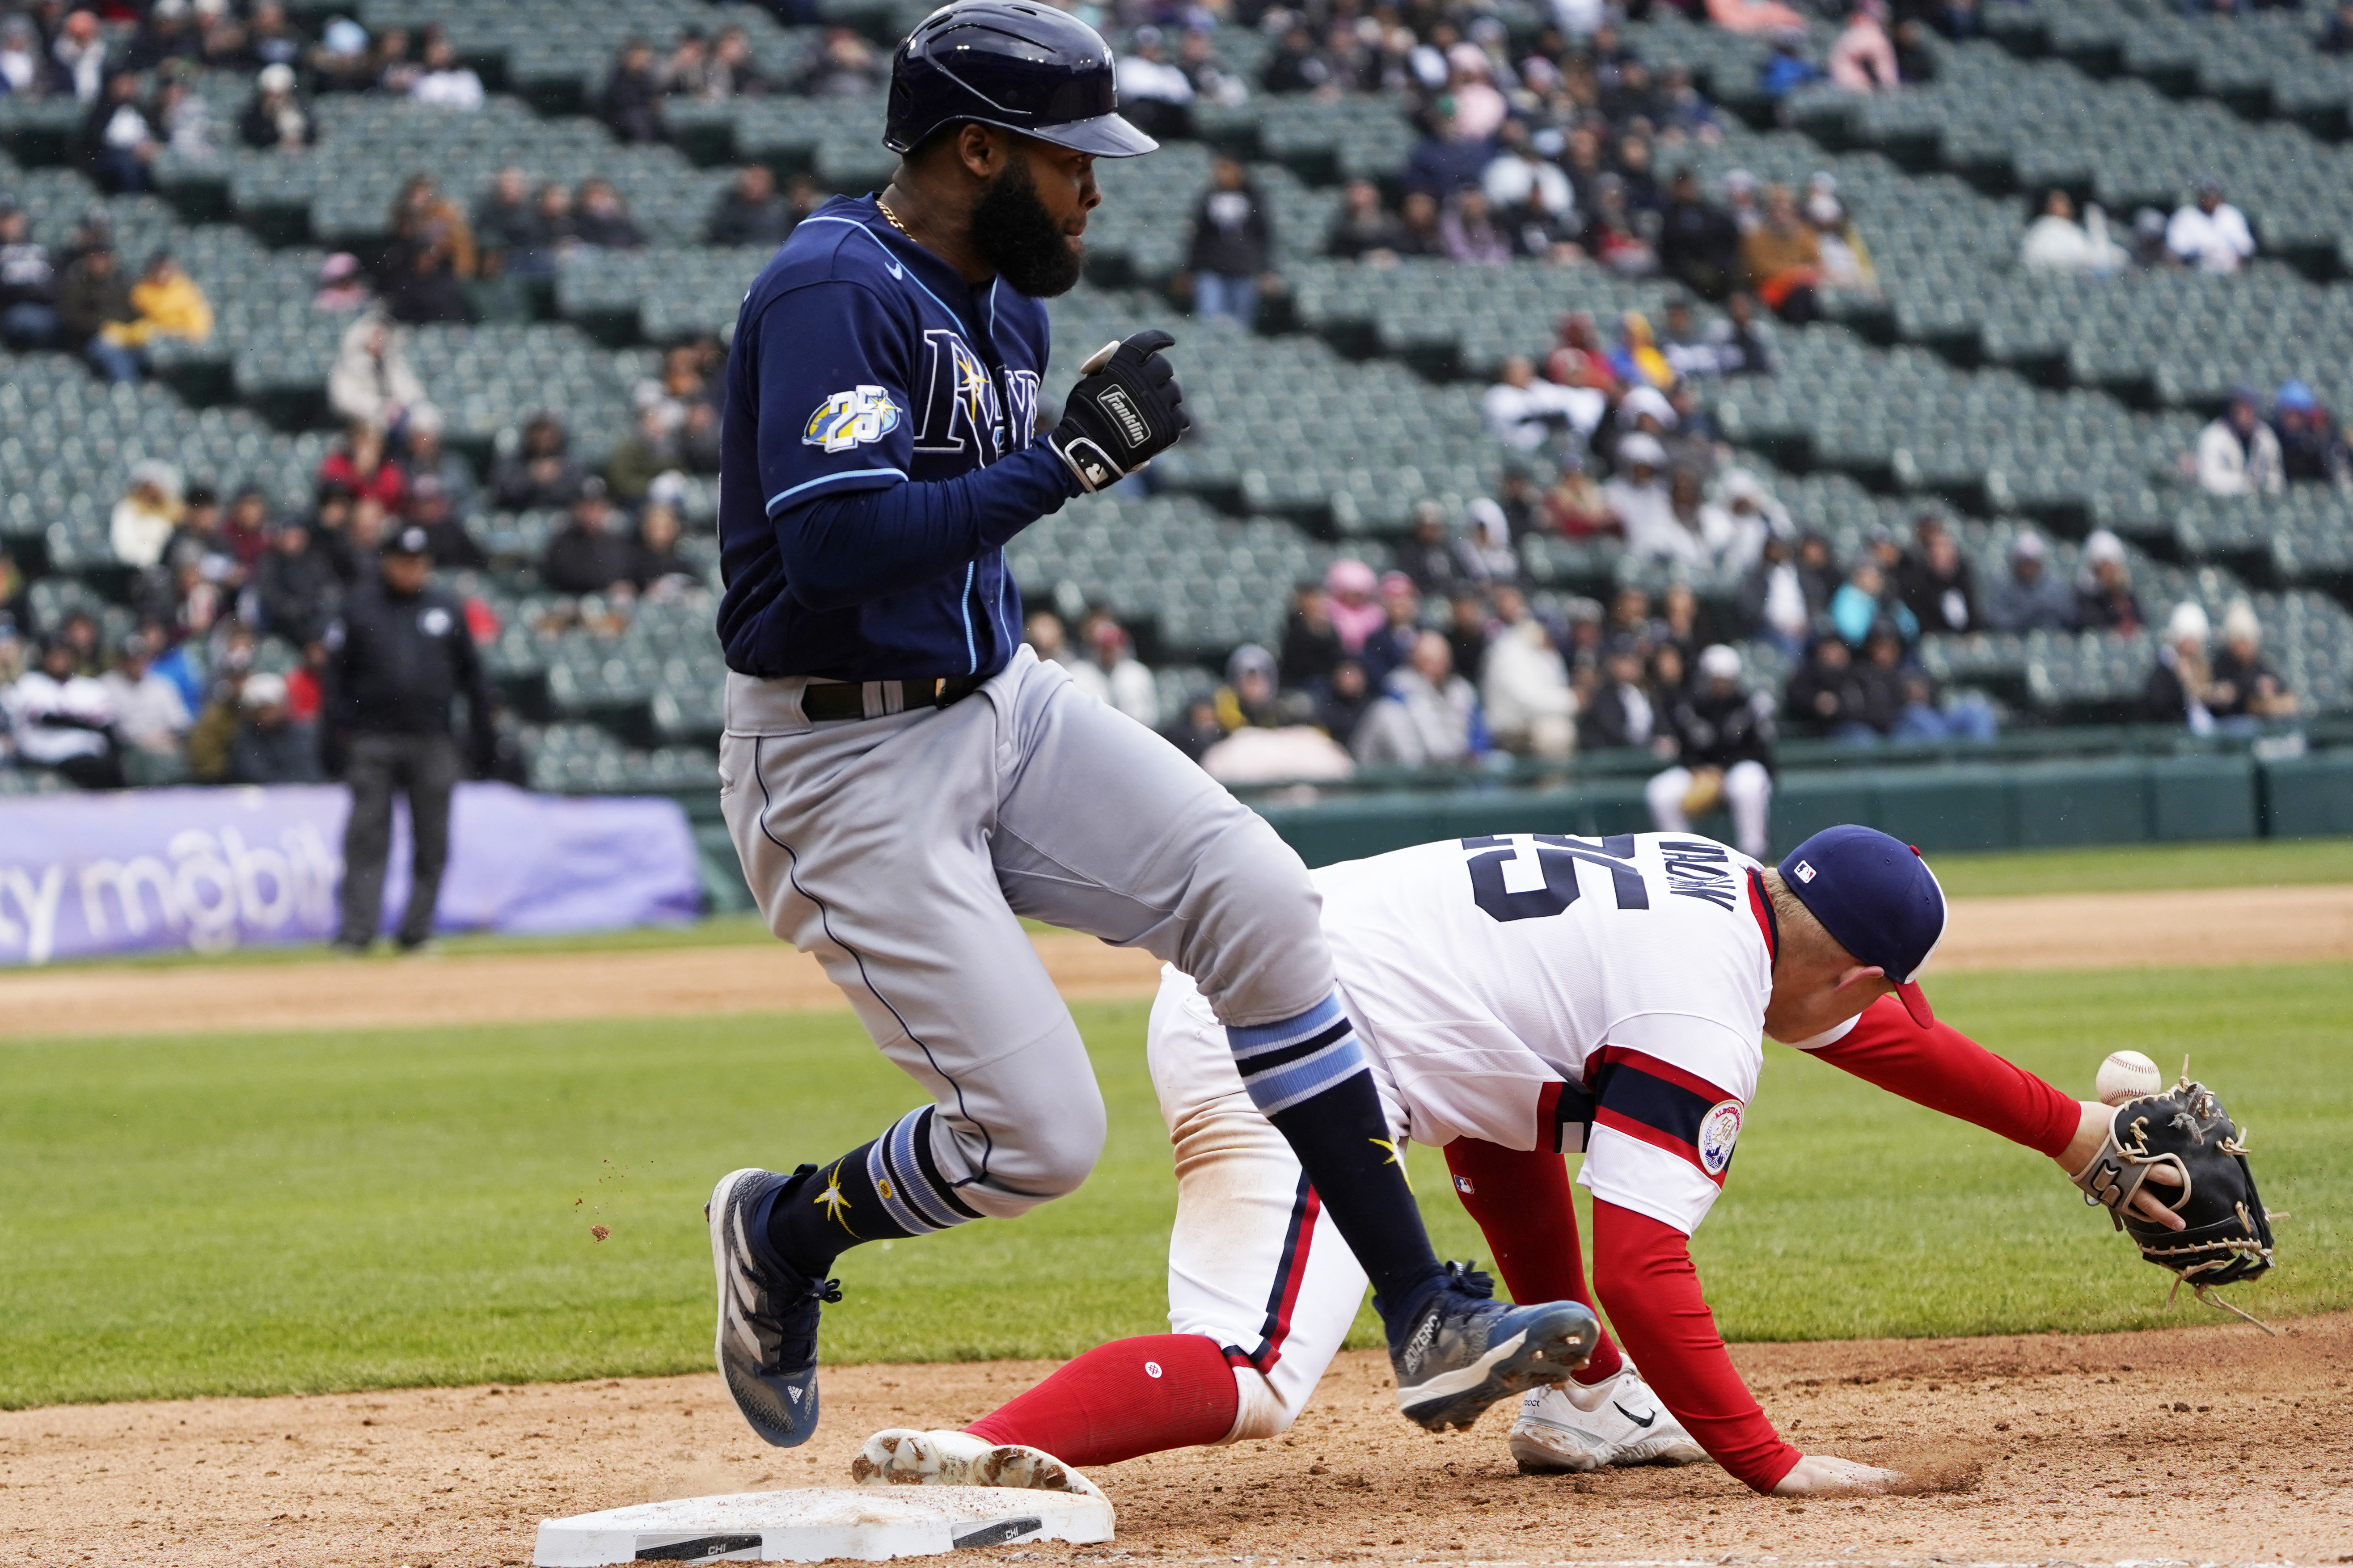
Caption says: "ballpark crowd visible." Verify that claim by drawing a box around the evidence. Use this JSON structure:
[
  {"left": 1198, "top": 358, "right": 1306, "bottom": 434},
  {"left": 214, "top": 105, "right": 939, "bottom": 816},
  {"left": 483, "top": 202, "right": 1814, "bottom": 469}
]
[{"left": 0, "top": 0, "right": 2327, "bottom": 808}]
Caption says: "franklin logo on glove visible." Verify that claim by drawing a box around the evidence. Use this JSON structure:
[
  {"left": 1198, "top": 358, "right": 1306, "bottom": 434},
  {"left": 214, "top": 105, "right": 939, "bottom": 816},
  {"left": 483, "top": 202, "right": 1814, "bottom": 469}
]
[{"left": 1094, "top": 386, "right": 1150, "bottom": 450}]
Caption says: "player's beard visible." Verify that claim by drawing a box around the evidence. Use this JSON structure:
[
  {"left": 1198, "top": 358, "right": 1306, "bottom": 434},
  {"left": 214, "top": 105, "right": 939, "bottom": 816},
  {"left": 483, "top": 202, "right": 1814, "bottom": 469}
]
[{"left": 971, "top": 156, "right": 1083, "bottom": 298}]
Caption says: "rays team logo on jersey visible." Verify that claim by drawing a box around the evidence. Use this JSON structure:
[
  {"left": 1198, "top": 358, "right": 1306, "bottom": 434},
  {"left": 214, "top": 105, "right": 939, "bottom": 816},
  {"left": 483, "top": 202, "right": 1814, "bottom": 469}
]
[
  {"left": 803, "top": 385, "right": 902, "bottom": 453},
  {"left": 910, "top": 328, "right": 1039, "bottom": 460},
  {"left": 1697, "top": 1100, "right": 1743, "bottom": 1177}
]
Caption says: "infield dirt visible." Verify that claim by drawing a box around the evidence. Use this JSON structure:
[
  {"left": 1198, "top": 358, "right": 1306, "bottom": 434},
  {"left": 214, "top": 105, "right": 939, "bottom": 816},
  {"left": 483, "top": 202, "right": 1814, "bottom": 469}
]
[
  {"left": 4, "top": 882, "right": 2353, "bottom": 1038},
  {"left": 3, "top": 1314, "right": 2345, "bottom": 1567}
]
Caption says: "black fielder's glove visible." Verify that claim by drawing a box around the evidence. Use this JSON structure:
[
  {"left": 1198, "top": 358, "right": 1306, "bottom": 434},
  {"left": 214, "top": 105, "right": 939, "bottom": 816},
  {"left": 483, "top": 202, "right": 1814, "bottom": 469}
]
[
  {"left": 2071, "top": 1075, "right": 2278, "bottom": 1328},
  {"left": 1047, "top": 329, "right": 1190, "bottom": 493}
]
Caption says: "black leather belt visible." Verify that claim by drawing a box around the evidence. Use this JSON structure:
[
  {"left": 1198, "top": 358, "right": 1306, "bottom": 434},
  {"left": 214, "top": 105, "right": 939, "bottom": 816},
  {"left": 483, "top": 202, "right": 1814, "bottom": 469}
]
[{"left": 800, "top": 674, "right": 988, "bottom": 723}]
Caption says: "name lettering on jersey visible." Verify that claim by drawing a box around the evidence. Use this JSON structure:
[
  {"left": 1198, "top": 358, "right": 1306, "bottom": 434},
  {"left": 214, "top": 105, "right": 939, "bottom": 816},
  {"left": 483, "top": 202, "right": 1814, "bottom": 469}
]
[
  {"left": 1658, "top": 838, "right": 1737, "bottom": 911},
  {"left": 804, "top": 385, "right": 902, "bottom": 453},
  {"left": 912, "top": 328, "right": 1005, "bottom": 459}
]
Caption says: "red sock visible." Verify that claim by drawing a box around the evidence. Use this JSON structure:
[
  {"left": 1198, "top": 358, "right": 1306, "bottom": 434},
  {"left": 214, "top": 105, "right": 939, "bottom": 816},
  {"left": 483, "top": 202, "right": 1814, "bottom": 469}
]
[
  {"left": 963, "top": 1334, "right": 1238, "bottom": 1467},
  {"left": 1443, "top": 1139, "right": 1625, "bottom": 1385}
]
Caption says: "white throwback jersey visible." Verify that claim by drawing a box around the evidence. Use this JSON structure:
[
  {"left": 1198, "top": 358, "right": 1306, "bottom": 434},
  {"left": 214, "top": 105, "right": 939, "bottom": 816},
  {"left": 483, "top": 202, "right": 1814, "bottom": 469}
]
[{"left": 1311, "top": 832, "right": 1775, "bottom": 1235}]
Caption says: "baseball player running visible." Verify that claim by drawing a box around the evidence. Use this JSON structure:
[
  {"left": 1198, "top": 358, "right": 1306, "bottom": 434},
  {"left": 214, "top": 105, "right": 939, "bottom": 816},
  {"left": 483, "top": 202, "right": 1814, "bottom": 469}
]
[
  {"left": 856, "top": 826, "right": 2187, "bottom": 1496},
  {"left": 706, "top": 0, "right": 1595, "bottom": 1452}
]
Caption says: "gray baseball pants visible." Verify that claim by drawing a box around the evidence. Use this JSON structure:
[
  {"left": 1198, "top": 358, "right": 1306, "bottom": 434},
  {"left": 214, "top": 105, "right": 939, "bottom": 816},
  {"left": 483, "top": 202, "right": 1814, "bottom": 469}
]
[{"left": 719, "top": 644, "right": 1334, "bottom": 1220}]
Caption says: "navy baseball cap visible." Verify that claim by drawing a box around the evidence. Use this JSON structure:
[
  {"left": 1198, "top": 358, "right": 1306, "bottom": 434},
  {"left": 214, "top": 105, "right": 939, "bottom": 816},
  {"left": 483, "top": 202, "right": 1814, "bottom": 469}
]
[{"left": 1778, "top": 825, "right": 1948, "bottom": 1026}]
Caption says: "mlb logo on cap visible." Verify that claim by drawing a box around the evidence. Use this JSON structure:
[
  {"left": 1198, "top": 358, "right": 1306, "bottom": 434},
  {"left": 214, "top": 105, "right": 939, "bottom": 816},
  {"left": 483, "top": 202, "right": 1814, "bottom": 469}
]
[{"left": 1775, "top": 826, "right": 1948, "bottom": 1025}]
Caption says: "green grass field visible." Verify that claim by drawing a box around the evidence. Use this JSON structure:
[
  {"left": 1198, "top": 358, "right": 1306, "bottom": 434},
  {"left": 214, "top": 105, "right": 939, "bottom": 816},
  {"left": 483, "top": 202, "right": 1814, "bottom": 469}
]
[{"left": 4, "top": 962, "right": 2345, "bottom": 1410}]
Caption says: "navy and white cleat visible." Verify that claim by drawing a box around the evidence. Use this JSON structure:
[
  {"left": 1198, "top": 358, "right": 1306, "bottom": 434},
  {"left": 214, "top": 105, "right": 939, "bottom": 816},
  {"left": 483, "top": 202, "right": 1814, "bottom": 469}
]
[
  {"left": 1390, "top": 1261, "right": 1601, "bottom": 1432},
  {"left": 708, "top": 1165, "right": 840, "bottom": 1447}
]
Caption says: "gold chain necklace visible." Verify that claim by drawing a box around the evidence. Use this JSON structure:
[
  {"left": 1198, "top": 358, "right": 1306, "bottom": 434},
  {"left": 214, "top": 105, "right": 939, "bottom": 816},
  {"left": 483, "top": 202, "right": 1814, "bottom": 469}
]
[{"left": 875, "top": 197, "right": 914, "bottom": 240}]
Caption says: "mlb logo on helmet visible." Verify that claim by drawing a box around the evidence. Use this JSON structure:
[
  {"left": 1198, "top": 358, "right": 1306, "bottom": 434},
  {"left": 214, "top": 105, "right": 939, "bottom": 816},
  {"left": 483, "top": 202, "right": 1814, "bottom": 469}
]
[{"left": 1775, "top": 825, "right": 1948, "bottom": 1026}]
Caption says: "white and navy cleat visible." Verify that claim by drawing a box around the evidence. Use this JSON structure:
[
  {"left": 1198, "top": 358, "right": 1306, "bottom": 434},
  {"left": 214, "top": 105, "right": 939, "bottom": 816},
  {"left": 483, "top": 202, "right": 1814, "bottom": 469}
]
[{"left": 1508, "top": 1364, "right": 1710, "bottom": 1473}]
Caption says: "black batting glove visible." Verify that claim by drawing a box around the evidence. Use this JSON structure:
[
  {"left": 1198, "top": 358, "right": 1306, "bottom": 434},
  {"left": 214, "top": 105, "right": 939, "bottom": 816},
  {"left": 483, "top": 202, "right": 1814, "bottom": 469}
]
[{"left": 1047, "top": 329, "right": 1191, "bottom": 493}]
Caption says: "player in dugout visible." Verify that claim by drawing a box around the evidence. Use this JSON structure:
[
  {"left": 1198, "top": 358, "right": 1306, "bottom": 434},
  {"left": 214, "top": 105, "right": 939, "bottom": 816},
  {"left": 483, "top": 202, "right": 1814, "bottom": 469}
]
[{"left": 853, "top": 826, "right": 2189, "bottom": 1497}]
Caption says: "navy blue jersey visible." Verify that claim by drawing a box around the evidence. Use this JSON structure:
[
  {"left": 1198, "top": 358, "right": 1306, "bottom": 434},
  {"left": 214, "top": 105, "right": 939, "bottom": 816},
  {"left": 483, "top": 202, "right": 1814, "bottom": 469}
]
[{"left": 717, "top": 196, "right": 1063, "bottom": 680}]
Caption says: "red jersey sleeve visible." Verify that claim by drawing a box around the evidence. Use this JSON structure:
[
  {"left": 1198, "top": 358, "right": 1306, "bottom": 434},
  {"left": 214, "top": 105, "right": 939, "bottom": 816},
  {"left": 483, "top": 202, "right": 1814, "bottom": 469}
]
[
  {"left": 1801, "top": 995, "right": 2078, "bottom": 1158},
  {"left": 1590, "top": 1197, "right": 1801, "bottom": 1493}
]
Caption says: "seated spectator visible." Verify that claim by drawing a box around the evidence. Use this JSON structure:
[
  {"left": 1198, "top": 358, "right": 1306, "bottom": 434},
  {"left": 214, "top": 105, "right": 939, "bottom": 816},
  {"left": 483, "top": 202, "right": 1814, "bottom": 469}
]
[
  {"left": 1758, "top": 28, "right": 1823, "bottom": 97},
  {"left": 708, "top": 24, "right": 770, "bottom": 97},
  {"left": 511, "top": 183, "right": 581, "bottom": 278},
  {"left": 9, "top": 634, "right": 123, "bottom": 788},
  {"left": 318, "top": 421, "right": 406, "bottom": 514},
  {"left": 1578, "top": 637, "right": 1658, "bottom": 750},
  {"left": 707, "top": 165, "right": 797, "bottom": 249},
  {"left": 410, "top": 36, "right": 482, "bottom": 109},
  {"left": 1610, "top": 311, "right": 1675, "bottom": 390},
  {"left": 238, "top": 61, "right": 314, "bottom": 150},
  {"left": 1403, "top": 101, "right": 1495, "bottom": 198},
  {"left": 1439, "top": 188, "right": 1511, "bottom": 265},
  {"left": 2074, "top": 529, "right": 2143, "bottom": 633},
  {"left": 1704, "top": 468, "right": 1784, "bottom": 573},
  {"left": 1215, "top": 643, "right": 1286, "bottom": 731},
  {"left": 1183, "top": 157, "right": 1275, "bottom": 328},
  {"left": 1324, "top": 558, "right": 1386, "bottom": 655},
  {"left": 2325, "top": 0, "right": 2353, "bottom": 52},
  {"left": 1981, "top": 530, "right": 2076, "bottom": 632},
  {"left": 607, "top": 404, "right": 685, "bottom": 503},
  {"left": 118, "top": 250, "right": 211, "bottom": 347},
  {"left": 2208, "top": 600, "right": 2298, "bottom": 725},
  {"left": 2167, "top": 181, "right": 2255, "bottom": 274},
  {"left": 1737, "top": 531, "right": 1813, "bottom": 659},
  {"left": 52, "top": 9, "right": 107, "bottom": 98},
  {"left": 2143, "top": 601, "right": 2217, "bottom": 729},
  {"left": 1066, "top": 611, "right": 1157, "bottom": 726},
  {"left": 1312, "top": 658, "right": 1375, "bottom": 750},
  {"left": 327, "top": 311, "right": 431, "bottom": 435},
  {"left": 1645, "top": 643, "right": 1772, "bottom": 858},
  {"left": 1444, "top": 590, "right": 1490, "bottom": 679},
  {"left": 1278, "top": 580, "right": 1343, "bottom": 691},
  {"left": 110, "top": 459, "right": 183, "bottom": 569},
  {"left": 1360, "top": 572, "right": 1426, "bottom": 689},
  {"left": 1160, "top": 695, "right": 1226, "bottom": 763},
  {"left": 2271, "top": 380, "right": 2349, "bottom": 485},
  {"left": 59, "top": 243, "right": 142, "bottom": 381},
  {"left": 380, "top": 188, "right": 472, "bottom": 324},
  {"left": 1892, "top": 17, "right": 1937, "bottom": 82},
  {"left": 2129, "top": 207, "right": 2176, "bottom": 270},
  {"left": 1480, "top": 588, "right": 1576, "bottom": 760},
  {"left": 1545, "top": 453, "right": 1616, "bottom": 537},
  {"left": 313, "top": 252, "right": 372, "bottom": 311},
  {"left": 1581, "top": 174, "right": 1658, "bottom": 276},
  {"left": 97, "top": 632, "right": 186, "bottom": 769},
  {"left": 308, "top": 15, "right": 373, "bottom": 93},
  {"left": 1895, "top": 513, "right": 1977, "bottom": 635},
  {"left": 1740, "top": 183, "right": 1823, "bottom": 320},
  {"left": 1803, "top": 173, "right": 1876, "bottom": 290},
  {"left": 1657, "top": 295, "right": 1721, "bottom": 380},
  {"left": 1484, "top": 354, "right": 1605, "bottom": 452},
  {"left": 406, "top": 475, "right": 486, "bottom": 570},
  {"left": 371, "top": 26, "right": 421, "bottom": 94},
  {"left": 1829, "top": 556, "right": 1917, "bottom": 647},
  {"left": 1392, "top": 190, "right": 1446, "bottom": 257},
  {"left": 1890, "top": 659, "right": 1998, "bottom": 745},
  {"left": 1709, "top": 290, "right": 1773, "bottom": 376},
  {"left": 1397, "top": 502, "right": 1472, "bottom": 596},
  {"left": 0, "top": 201, "right": 58, "bottom": 349},
  {"left": 228, "top": 670, "right": 321, "bottom": 784},
  {"left": 2020, "top": 189, "right": 2126, "bottom": 275},
  {"left": 1460, "top": 497, "right": 1518, "bottom": 583},
  {"left": 1712, "top": 0, "right": 1810, "bottom": 36},
  {"left": 1353, "top": 631, "right": 1480, "bottom": 766},
  {"left": 473, "top": 167, "right": 543, "bottom": 276},
  {"left": 491, "top": 413, "right": 587, "bottom": 510},
  {"left": 255, "top": 513, "right": 341, "bottom": 645},
  {"left": 602, "top": 39, "right": 666, "bottom": 143},
  {"left": 1827, "top": 0, "right": 1898, "bottom": 93},
  {"left": 245, "top": 2, "right": 304, "bottom": 70},
  {"left": 1116, "top": 27, "right": 1195, "bottom": 142},
  {"left": 0, "top": 13, "right": 60, "bottom": 97},
  {"left": 82, "top": 69, "right": 159, "bottom": 194},
  {"left": 1260, "top": 22, "right": 1334, "bottom": 94},
  {"left": 1636, "top": 465, "right": 1731, "bottom": 571},
  {"left": 1483, "top": 121, "right": 1574, "bottom": 224},
  {"left": 406, "top": 413, "right": 476, "bottom": 516},
  {"left": 630, "top": 500, "right": 697, "bottom": 596},
  {"left": 1023, "top": 609, "right": 1073, "bottom": 667},
  {"left": 574, "top": 179, "right": 647, "bottom": 250},
  {"left": 541, "top": 480, "right": 635, "bottom": 596},
  {"left": 218, "top": 485, "right": 272, "bottom": 570},
  {"left": 2195, "top": 386, "right": 2285, "bottom": 497},
  {"left": 795, "top": 27, "right": 887, "bottom": 97},
  {"left": 1604, "top": 434, "right": 1677, "bottom": 552},
  {"left": 663, "top": 30, "right": 716, "bottom": 98},
  {"left": 1782, "top": 630, "right": 1876, "bottom": 740},
  {"left": 1543, "top": 311, "right": 1621, "bottom": 396},
  {"left": 1325, "top": 177, "right": 1410, "bottom": 261}
]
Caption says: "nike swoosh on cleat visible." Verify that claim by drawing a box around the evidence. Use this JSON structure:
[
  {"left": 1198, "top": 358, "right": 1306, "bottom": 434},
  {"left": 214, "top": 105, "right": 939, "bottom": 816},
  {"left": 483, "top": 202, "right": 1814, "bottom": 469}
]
[{"left": 1614, "top": 1402, "right": 1656, "bottom": 1428}]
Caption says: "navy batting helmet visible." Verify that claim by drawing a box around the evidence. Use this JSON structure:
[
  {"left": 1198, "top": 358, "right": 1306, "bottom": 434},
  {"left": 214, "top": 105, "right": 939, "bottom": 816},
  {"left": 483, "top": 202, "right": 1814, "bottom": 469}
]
[{"left": 884, "top": 0, "right": 1157, "bottom": 159}]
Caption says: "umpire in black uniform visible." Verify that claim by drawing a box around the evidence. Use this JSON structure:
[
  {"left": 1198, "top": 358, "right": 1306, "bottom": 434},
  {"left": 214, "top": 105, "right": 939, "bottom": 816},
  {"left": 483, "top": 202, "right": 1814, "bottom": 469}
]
[{"left": 321, "top": 524, "right": 497, "bottom": 953}]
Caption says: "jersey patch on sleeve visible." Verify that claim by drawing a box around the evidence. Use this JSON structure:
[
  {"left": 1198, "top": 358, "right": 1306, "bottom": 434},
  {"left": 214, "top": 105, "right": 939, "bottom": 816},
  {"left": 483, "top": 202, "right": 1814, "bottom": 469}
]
[
  {"left": 803, "top": 385, "right": 903, "bottom": 453},
  {"left": 1589, "top": 1046, "right": 1743, "bottom": 1186}
]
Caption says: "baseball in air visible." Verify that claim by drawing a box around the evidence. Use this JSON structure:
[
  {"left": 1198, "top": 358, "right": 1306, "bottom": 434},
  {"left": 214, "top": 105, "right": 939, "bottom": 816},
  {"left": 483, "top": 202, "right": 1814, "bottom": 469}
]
[{"left": 2096, "top": 1050, "right": 2165, "bottom": 1107}]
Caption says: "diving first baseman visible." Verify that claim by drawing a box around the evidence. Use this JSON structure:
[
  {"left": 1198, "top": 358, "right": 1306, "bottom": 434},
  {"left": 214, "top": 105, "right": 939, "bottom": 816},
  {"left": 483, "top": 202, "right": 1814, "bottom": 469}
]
[
  {"left": 854, "top": 827, "right": 2192, "bottom": 1497},
  {"left": 705, "top": 0, "right": 1597, "bottom": 1454}
]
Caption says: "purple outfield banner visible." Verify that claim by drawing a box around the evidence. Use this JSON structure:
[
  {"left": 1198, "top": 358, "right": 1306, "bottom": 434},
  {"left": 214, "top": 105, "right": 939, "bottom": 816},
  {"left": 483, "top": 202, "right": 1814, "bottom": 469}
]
[{"left": 0, "top": 783, "right": 702, "bottom": 966}]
